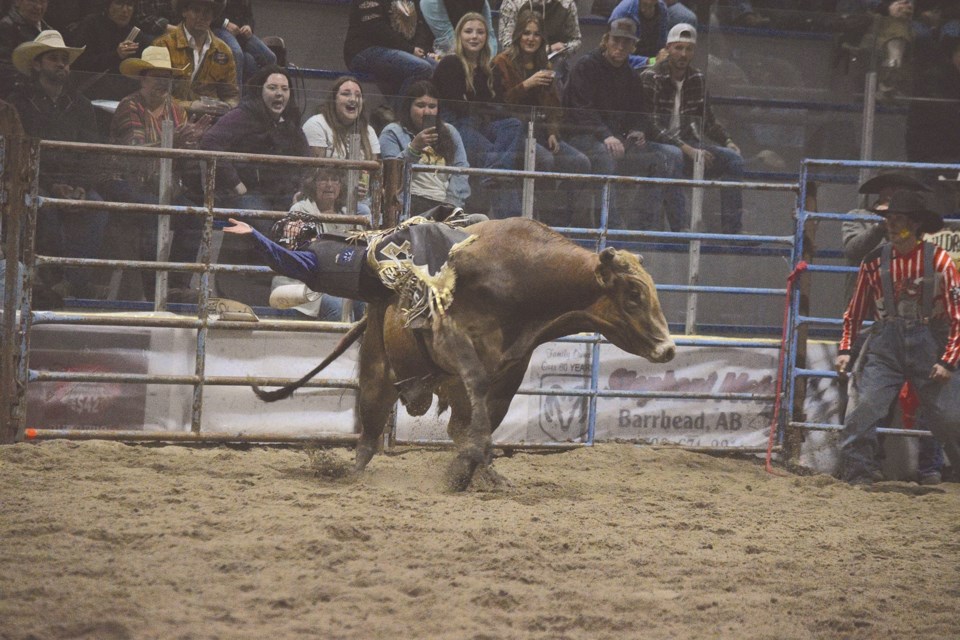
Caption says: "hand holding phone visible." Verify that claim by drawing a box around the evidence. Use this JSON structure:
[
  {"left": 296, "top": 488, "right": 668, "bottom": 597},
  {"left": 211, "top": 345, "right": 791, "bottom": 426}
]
[
  {"left": 421, "top": 114, "right": 437, "bottom": 131},
  {"left": 125, "top": 26, "right": 141, "bottom": 42}
]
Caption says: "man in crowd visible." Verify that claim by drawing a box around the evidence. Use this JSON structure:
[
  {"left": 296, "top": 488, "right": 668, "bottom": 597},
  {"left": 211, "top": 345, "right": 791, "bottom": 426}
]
[
  {"left": 608, "top": 0, "right": 670, "bottom": 70},
  {"left": 906, "top": 37, "right": 960, "bottom": 165},
  {"left": 7, "top": 30, "right": 108, "bottom": 298},
  {"left": 640, "top": 23, "right": 745, "bottom": 234},
  {"left": 564, "top": 18, "right": 666, "bottom": 230},
  {"left": 841, "top": 171, "right": 945, "bottom": 485},
  {"left": 152, "top": 0, "right": 238, "bottom": 116},
  {"left": 835, "top": 190, "right": 960, "bottom": 485},
  {"left": 0, "top": 0, "right": 53, "bottom": 97}
]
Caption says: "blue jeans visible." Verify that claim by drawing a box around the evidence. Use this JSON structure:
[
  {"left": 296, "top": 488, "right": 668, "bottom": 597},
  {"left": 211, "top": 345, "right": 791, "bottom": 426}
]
[
  {"left": 534, "top": 139, "right": 591, "bottom": 226},
  {"left": 841, "top": 318, "right": 960, "bottom": 483},
  {"left": 37, "top": 187, "right": 109, "bottom": 295},
  {"left": 659, "top": 142, "right": 745, "bottom": 234},
  {"left": 568, "top": 134, "right": 663, "bottom": 230},
  {"left": 214, "top": 28, "right": 277, "bottom": 88},
  {"left": 349, "top": 47, "right": 436, "bottom": 101},
  {"left": 666, "top": 1, "right": 698, "bottom": 27},
  {"left": 318, "top": 296, "right": 365, "bottom": 322},
  {"left": 446, "top": 113, "right": 524, "bottom": 217}
]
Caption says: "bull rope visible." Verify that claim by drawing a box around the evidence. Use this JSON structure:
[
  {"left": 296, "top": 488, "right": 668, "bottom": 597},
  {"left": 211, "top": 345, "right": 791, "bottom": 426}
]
[{"left": 765, "top": 260, "right": 809, "bottom": 476}]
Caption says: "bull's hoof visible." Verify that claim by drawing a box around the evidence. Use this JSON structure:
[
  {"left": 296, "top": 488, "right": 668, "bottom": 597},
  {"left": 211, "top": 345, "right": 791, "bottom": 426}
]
[
  {"left": 472, "top": 464, "right": 511, "bottom": 491},
  {"left": 444, "top": 455, "right": 479, "bottom": 492},
  {"left": 354, "top": 443, "right": 376, "bottom": 473}
]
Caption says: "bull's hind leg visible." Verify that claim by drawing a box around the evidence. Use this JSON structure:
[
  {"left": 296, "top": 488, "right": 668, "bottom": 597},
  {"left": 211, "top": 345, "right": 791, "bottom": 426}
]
[
  {"left": 430, "top": 320, "right": 492, "bottom": 491},
  {"left": 354, "top": 304, "right": 398, "bottom": 473}
]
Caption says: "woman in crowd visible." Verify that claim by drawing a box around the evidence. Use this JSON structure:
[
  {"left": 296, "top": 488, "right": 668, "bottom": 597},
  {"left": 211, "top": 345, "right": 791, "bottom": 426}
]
[
  {"left": 343, "top": 0, "right": 436, "bottom": 100},
  {"left": 492, "top": 9, "right": 589, "bottom": 225},
  {"left": 302, "top": 76, "right": 381, "bottom": 216},
  {"left": 269, "top": 168, "right": 364, "bottom": 321},
  {"left": 199, "top": 64, "right": 309, "bottom": 219},
  {"left": 379, "top": 80, "right": 470, "bottom": 215},
  {"left": 420, "top": 0, "right": 496, "bottom": 56},
  {"left": 69, "top": 0, "right": 145, "bottom": 100},
  {"left": 432, "top": 12, "right": 523, "bottom": 216}
]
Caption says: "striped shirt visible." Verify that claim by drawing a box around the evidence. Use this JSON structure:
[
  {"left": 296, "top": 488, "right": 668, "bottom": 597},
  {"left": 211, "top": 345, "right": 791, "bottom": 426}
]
[{"left": 840, "top": 241, "right": 960, "bottom": 368}]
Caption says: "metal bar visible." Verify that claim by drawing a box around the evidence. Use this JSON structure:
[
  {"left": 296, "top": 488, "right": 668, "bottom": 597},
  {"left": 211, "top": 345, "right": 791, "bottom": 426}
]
[
  {"left": 368, "top": 165, "right": 382, "bottom": 229},
  {"left": 521, "top": 117, "right": 536, "bottom": 219},
  {"left": 12, "top": 138, "right": 41, "bottom": 441},
  {"left": 30, "top": 311, "right": 355, "bottom": 332},
  {"left": 803, "top": 158, "right": 960, "bottom": 171},
  {"left": 345, "top": 132, "right": 360, "bottom": 216},
  {"left": 190, "top": 160, "right": 216, "bottom": 433},
  {"left": 25, "top": 429, "right": 361, "bottom": 445},
  {"left": 788, "top": 422, "right": 934, "bottom": 438},
  {"left": 658, "top": 285, "right": 787, "bottom": 295},
  {"left": 29, "top": 371, "right": 358, "bottom": 388},
  {"left": 156, "top": 120, "right": 174, "bottom": 309},
  {"left": 411, "top": 163, "right": 798, "bottom": 191},
  {"left": 685, "top": 152, "right": 706, "bottom": 335},
  {"left": 859, "top": 71, "right": 878, "bottom": 188},
  {"left": 39, "top": 139, "right": 380, "bottom": 170},
  {"left": 401, "top": 159, "right": 413, "bottom": 224},
  {"left": 31, "top": 196, "right": 368, "bottom": 225},
  {"left": 514, "top": 388, "right": 775, "bottom": 401}
]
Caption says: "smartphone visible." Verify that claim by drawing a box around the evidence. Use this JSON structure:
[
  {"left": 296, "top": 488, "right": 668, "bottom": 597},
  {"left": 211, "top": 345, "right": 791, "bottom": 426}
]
[
  {"left": 421, "top": 114, "right": 437, "bottom": 130},
  {"left": 125, "top": 26, "right": 141, "bottom": 42}
]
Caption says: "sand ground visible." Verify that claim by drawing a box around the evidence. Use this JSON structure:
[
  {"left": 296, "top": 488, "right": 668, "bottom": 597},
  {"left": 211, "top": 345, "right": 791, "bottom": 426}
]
[{"left": 1, "top": 440, "right": 959, "bottom": 640}]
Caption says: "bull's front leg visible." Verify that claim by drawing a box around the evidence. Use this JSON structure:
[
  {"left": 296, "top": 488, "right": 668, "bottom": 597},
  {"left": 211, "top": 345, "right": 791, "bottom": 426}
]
[
  {"left": 431, "top": 320, "right": 492, "bottom": 491},
  {"left": 355, "top": 303, "right": 398, "bottom": 473}
]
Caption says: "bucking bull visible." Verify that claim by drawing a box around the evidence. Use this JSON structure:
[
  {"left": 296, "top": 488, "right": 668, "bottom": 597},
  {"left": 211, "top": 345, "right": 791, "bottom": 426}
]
[{"left": 225, "top": 212, "right": 675, "bottom": 490}]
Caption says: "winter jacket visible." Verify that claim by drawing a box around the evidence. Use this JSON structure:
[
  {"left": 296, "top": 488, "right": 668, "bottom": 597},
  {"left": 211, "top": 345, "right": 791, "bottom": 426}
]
[
  {"left": 639, "top": 59, "right": 732, "bottom": 147},
  {"left": 152, "top": 24, "right": 239, "bottom": 109},
  {"left": 562, "top": 47, "right": 643, "bottom": 140},
  {"left": 343, "top": 0, "right": 434, "bottom": 65},
  {"left": 0, "top": 7, "right": 51, "bottom": 97}
]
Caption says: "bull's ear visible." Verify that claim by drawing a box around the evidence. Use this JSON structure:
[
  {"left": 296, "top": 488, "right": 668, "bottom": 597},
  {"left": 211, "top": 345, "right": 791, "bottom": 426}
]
[{"left": 596, "top": 247, "right": 618, "bottom": 289}]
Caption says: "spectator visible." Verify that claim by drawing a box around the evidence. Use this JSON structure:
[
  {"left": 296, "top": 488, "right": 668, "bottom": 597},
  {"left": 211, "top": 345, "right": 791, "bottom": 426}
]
[
  {"left": 421, "top": 0, "right": 497, "bottom": 56},
  {"left": 663, "top": 0, "right": 698, "bottom": 27},
  {"left": 302, "top": 76, "right": 381, "bottom": 215},
  {"left": 563, "top": 18, "right": 664, "bottom": 229},
  {"left": 1, "top": 0, "right": 54, "bottom": 98},
  {"left": 69, "top": 0, "right": 144, "bottom": 101},
  {"left": 199, "top": 64, "right": 309, "bottom": 220},
  {"left": 152, "top": 0, "right": 238, "bottom": 116},
  {"left": 379, "top": 80, "right": 471, "bottom": 215},
  {"left": 106, "top": 46, "right": 211, "bottom": 299},
  {"left": 497, "top": 0, "right": 581, "bottom": 79},
  {"left": 8, "top": 30, "right": 109, "bottom": 298},
  {"left": 433, "top": 12, "right": 524, "bottom": 217},
  {"left": 835, "top": 190, "right": 960, "bottom": 485},
  {"left": 269, "top": 169, "right": 365, "bottom": 321},
  {"left": 840, "top": 172, "right": 945, "bottom": 485},
  {"left": 905, "top": 37, "right": 960, "bottom": 163},
  {"left": 608, "top": 0, "right": 670, "bottom": 70},
  {"left": 343, "top": 0, "right": 436, "bottom": 101},
  {"left": 135, "top": 0, "right": 177, "bottom": 41},
  {"left": 640, "top": 23, "right": 745, "bottom": 233},
  {"left": 212, "top": 0, "right": 276, "bottom": 88},
  {"left": 492, "top": 9, "right": 590, "bottom": 225},
  {"left": 43, "top": 0, "right": 100, "bottom": 36}
]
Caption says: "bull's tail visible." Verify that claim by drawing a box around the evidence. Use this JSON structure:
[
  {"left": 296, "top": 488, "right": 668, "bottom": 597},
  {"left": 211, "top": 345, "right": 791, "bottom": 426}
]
[{"left": 252, "top": 317, "right": 368, "bottom": 402}]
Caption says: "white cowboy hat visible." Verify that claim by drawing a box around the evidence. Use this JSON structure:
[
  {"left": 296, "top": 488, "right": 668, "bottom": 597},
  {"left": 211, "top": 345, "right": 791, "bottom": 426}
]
[
  {"left": 119, "top": 46, "right": 188, "bottom": 77},
  {"left": 11, "top": 30, "right": 85, "bottom": 76}
]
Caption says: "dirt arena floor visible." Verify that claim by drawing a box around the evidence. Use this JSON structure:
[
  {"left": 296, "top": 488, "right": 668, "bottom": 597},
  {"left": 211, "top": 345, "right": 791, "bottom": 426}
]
[{"left": 1, "top": 440, "right": 959, "bottom": 640}]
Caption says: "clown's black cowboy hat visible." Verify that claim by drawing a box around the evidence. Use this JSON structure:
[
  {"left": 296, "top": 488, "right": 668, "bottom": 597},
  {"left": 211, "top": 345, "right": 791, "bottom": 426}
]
[
  {"left": 873, "top": 189, "right": 944, "bottom": 235},
  {"left": 858, "top": 171, "right": 932, "bottom": 195}
]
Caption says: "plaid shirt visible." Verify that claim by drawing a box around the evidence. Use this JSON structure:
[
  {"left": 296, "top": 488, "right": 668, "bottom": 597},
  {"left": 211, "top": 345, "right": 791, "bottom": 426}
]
[{"left": 639, "top": 60, "right": 731, "bottom": 148}]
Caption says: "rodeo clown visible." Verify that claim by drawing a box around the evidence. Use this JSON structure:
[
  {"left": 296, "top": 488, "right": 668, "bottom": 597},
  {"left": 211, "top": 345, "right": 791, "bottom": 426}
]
[{"left": 835, "top": 189, "right": 960, "bottom": 485}]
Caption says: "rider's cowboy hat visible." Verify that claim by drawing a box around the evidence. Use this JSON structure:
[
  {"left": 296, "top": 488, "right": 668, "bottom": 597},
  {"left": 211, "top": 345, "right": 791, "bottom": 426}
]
[
  {"left": 120, "top": 46, "right": 188, "bottom": 77},
  {"left": 11, "top": 31, "right": 85, "bottom": 75},
  {"left": 873, "top": 189, "right": 944, "bottom": 235},
  {"left": 858, "top": 171, "right": 932, "bottom": 195},
  {"left": 173, "top": 0, "right": 225, "bottom": 18}
]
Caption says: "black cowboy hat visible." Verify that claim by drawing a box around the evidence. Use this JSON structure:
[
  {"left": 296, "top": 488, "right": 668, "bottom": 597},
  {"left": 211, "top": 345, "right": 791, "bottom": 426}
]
[
  {"left": 858, "top": 171, "right": 932, "bottom": 195},
  {"left": 873, "top": 189, "right": 944, "bottom": 235}
]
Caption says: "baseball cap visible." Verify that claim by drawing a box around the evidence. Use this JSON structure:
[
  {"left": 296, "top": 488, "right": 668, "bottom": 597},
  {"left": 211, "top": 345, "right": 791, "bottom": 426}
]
[
  {"left": 607, "top": 17, "right": 640, "bottom": 41},
  {"left": 667, "top": 23, "right": 697, "bottom": 45}
]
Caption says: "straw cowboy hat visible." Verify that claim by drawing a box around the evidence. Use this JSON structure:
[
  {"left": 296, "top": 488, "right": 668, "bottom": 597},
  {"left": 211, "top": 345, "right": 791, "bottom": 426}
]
[
  {"left": 11, "top": 30, "right": 85, "bottom": 75},
  {"left": 873, "top": 189, "right": 944, "bottom": 235},
  {"left": 119, "top": 46, "right": 188, "bottom": 77},
  {"left": 173, "top": 0, "right": 226, "bottom": 17}
]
